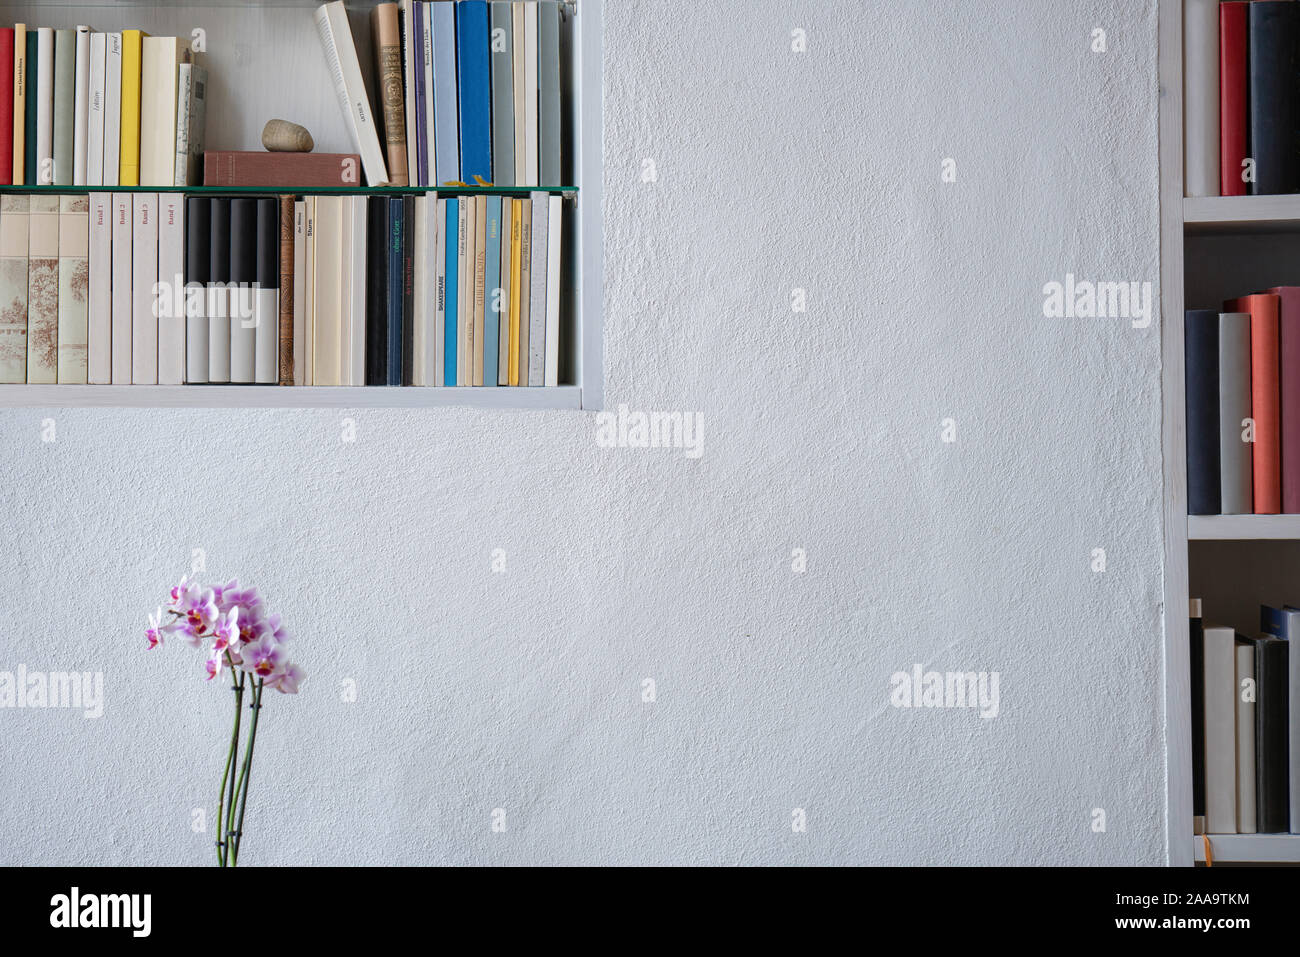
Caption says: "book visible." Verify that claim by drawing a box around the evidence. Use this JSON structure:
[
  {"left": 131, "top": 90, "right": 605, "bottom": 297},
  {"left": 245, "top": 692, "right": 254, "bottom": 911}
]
[
  {"left": 255, "top": 198, "right": 279, "bottom": 384},
  {"left": 430, "top": 0, "right": 459, "bottom": 185},
  {"left": 1249, "top": 2, "right": 1300, "bottom": 195},
  {"left": 35, "top": 28, "right": 54, "bottom": 185},
  {"left": 538, "top": 0, "right": 561, "bottom": 187},
  {"left": 400, "top": 0, "right": 420, "bottom": 186},
  {"left": 131, "top": 192, "right": 158, "bottom": 383},
  {"left": 174, "top": 55, "right": 208, "bottom": 187},
  {"left": 459, "top": 194, "right": 473, "bottom": 385},
  {"left": 544, "top": 193, "right": 561, "bottom": 386},
  {"left": 365, "top": 196, "right": 388, "bottom": 385},
  {"left": 229, "top": 198, "right": 257, "bottom": 383},
  {"left": 444, "top": 196, "right": 457, "bottom": 385},
  {"left": 291, "top": 200, "right": 305, "bottom": 385},
  {"left": 23, "top": 31, "right": 36, "bottom": 185},
  {"left": 508, "top": 196, "right": 522, "bottom": 385},
  {"left": 1253, "top": 635, "right": 1289, "bottom": 833},
  {"left": 140, "top": 36, "right": 183, "bottom": 187},
  {"left": 497, "top": 197, "right": 511, "bottom": 384},
  {"left": 102, "top": 33, "right": 121, "bottom": 187},
  {"left": 402, "top": 194, "right": 415, "bottom": 385},
  {"left": 0, "top": 195, "right": 28, "bottom": 383},
  {"left": 315, "top": 0, "right": 389, "bottom": 187},
  {"left": 433, "top": 196, "right": 446, "bottom": 383},
  {"left": 72, "top": 25, "right": 91, "bottom": 186},
  {"left": 1269, "top": 287, "right": 1300, "bottom": 513},
  {"left": 1284, "top": 607, "right": 1300, "bottom": 833},
  {"left": 1228, "top": 294, "right": 1282, "bottom": 513},
  {"left": 1184, "top": 0, "right": 1219, "bottom": 197},
  {"left": 52, "top": 29, "right": 73, "bottom": 186},
  {"left": 279, "top": 196, "right": 295, "bottom": 386},
  {"left": 528, "top": 192, "right": 547, "bottom": 386},
  {"left": 516, "top": 196, "right": 531, "bottom": 385},
  {"left": 371, "top": 2, "right": 409, "bottom": 187},
  {"left": 118, "top": 29, "right": 144, "bottom": 186},
  {"left": 11, "top": 25, "right": 24, "bottom": 184},
  {"left": 472, "top": 193, "right": 486, "bottom": 385},
  {"left": 511, "top": 3, "right": 526, "bottom": 186},
  {"left": 421, "top": 2, "right": 435, "bottom": 184},
  {"left": 157, "top": 194, "right": 185, "bottom": 384},
  {"left": 311, "top": 196, "right": 343, "bottom": 385},
  {"left": 0, "top": 28, "right": 14, "bottom": 184},
  {"left": 87, "top": 31, "right": 106, "bottom": 187},
  {"left": 110, "top": 192, "right": 131, "bottom": 382},
  {"left": 1219, "top": 1, "right": 1249, "bottom": 197},
  {"left": 207, "top": 198, "right": 231, "bottom": 383},
  {"left": 387, "top": 195, "right": 405, "bottom": 386},
  {"left": 523, "top": 2, "right": 539, "bottom": 186},
  {"left": 202, "top": 151, "right": 363, "bottom": 189},
  {"left": 336, "top": 193, "right": 354, "bottom": 384},
  {"left": 483, "top": 196, "right": 500, "bottom": 387},
  {"left": 26, "top": 194, "right": 58, "bottom": 383},
  {"left": 1204, "top": 625, "right": 1238, "bottom": 833},
  {"left": 490, "top": 2, "right": 515, "bottom": 187},
  {"left": 346, "top": 195, "right": 367, "bottom": 386},
  {"left": 184, "top": 196, "right": 210, "bottom": 383},
  {"left": 1190, "top": 599, "right": 1206, "bottom": 833},
  {"left": 1235, "top": 639, "right": 1257, "bottom": 834},
  {"left": 1218, "top": 312, "right": 1252, "bottom": 514},
  {"left": 412, "top": 195, "right": 428, "bottom": 384},
  {"left": 302, "top": 197, "right": 316, "bottom": 385},
  {"left": 55, "top": 195, "right": 89, "bottom": 384}
]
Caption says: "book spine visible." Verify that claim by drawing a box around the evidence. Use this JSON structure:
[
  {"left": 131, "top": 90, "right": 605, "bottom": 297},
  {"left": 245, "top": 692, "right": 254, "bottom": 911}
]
[
  {"left": 303, "top": 197, "right": 317, "bottom": 385},
  {"left": 291, "top": 200, "right": 305, "bottom": 385},
  {"left": 372, "top": 2, "right": 409, "bottom": 187},
  {"left": 279, "top": 196, "right": 295, "bottom": 386},
  {"left": 387, "top": 196, "right": 404, "bottom": 386},
  {"left": 459, "top": 194, "right": 473, "bottom": 385},
  {"left": 311, "top": 196, "right": 342, "bottom": 385},
  {"left": 364, "top": 196, "right": 387, "bottom": 385},
  {"left": 119, "top": 30, "right": 142, "bottom": 186},
  {"left": 87, "top": 194, "right": 110, "bottom": 382},
  {"left": 335, "top": 193, "right": 353, "bottom": 384},
  {"left": 412, "top": 195, "right": 427, "bottom": 384},
  {"left": 184, "top": 196, "right": 210, "bottom": 384},
  {"left": 1249, "top": 3, "right": 1300, "bottom": 195},
  {"left": 538, "top": 1, "right": 561, "bottom": 187},
  {"left": 0, "top": 29, "right": 14, "bottom": 185},
  {"left": 1218, "top": 312, "right": 1252, "bottom": 514},
  {"left": 433, "top": 196, "right": 445, "bottom": 384},
  {"left": 315, "top": 2, "right": 389, "bottom": 187},
  {"left": 508, "top": 196, "right": 522, "bottom": 385},
  {"left": 490, "top": 2, "right": 515, "bottom": 187},
  {"left": 1235, "top": 641, "right": 1257, "bottom": 834},
  {"left": 1185, "top": 0, "right": 1219, "bottom": 196},
  {"left": 527, "top": 192, "right": 547, "bottom": 386},
  {"left": 35, "top": 29, "right": 53, "bottom": 185},
  {"left": 130, "top": 192, "right": 158, "bottom": 383},
  {"left": 72, "top": 25, "right": 90, "bottom": 186},
  {"left": 207, "top": 198, "right": 231, "bottom": 383},
  {"left": 544, "top": 193, "right": 561, "bottom": 386},
  {"left": 24, "top": 32, "right": 36, "bottom": 185},
  {"left": 202, "top": 152, "right": 362, "bottom": 189},
  {"left": 1185, "top": 310, "right": 1221, "bottom": 514},
  {"left": 1204, "top": 626, "right": 1238, "bottom": 833},
  {"left": 1245, "top": 295, "right": 1283, "bottom": 513},
  {"left": 496, "top": 197, "right": 511, "bottom": 384},
  {"left": 183, "top": 65, "right": 207, "bottom": 188},
  {"left": 402, "top": 194, "right": 414, "bottom": 386},
  {"left": 102, "top": 33, "right": 121, "bottom": 187},
  {"left": 523, "top": 2, "right": 539, "bottom": 186},
  {"left": 140, "top": 37, "right": 179, "bottom": 188},
  {"left": 55, "top": 195, "right": 89, "bottom": 383},
  {"left": 422, "top": 3, "right": 435, "bottom": 183},
  {"left": 1276, "top": 290, "right": 1300, "bottom": 513},
  {"left": 1190, "top": 605, "right": 1205, "bottom": 827},
  {"left": 430, "top": 1, "right": 459, "bottom": 185},
  {"left": 0, "top": 195, "right": 28, "bottom": 383},
  {"left": 173, "top": 62, "right": 193, "bottom": 188},
  {"left": 157, "top": 194, "right": 185, "bottom": 384},
  {"left": 11, "top": 25, "right": 24, "bottom": 185},
  {"left": 516, "top": 196, "right": 531, "bottom": 385},
  {"left": 482, "top": 196, "right": 500, "bottom": 387},
  {"left": 26, "top": 194, "right": 58, "bottom": 382},
  {"left": 228, "top": 198, "right": 257, "bottom": 383},
  {"left": 110, "top": 192, "right": 131, "bottom": 382},
  {"left": 254, "top": 198, "right": 279, "bottom": 384},
  {"left": 1255, "top": 638, "right": 1290, "bottom": 833},
  {"left": 348, "top": 195, "right": 367, "bottom": 386},
  {"left": 472, "top": 194, "right": 485, "bottom": 385},
  {"left": 403, "top": 0, "right": 421, "bottom": 186},
  {"left": 1286, "top": 608, "right": 1300, "bottom": 834},
  {"left": 87, "top": 31, "right": 106, "bottom": 187},
  {"left": 52, "top": 29, "right": 73, "bottom": 186},
  {"left": 456, "top": 1, "right": 492, "bottom": 184},
  {"left": 444, "top": 197, "right": 457, "bottom": 385},
  {"left": 1219, "top": 2, "right": 1248, "bottom": 197}
]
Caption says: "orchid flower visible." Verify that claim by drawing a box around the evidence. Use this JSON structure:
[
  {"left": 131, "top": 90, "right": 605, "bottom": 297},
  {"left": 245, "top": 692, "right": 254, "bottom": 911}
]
[
  {"left": 239, "top": 638, "right": 285, "bottom": 680},
  {"left": 145, "top": 608, "right": 164, "bottom": 650},
  {"left": 265, "top": 661, "right": 304, "bottom": 695}
]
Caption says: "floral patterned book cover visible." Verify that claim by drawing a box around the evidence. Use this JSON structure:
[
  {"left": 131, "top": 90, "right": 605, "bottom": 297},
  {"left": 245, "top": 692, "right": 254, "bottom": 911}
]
[
  {"left": 25, "top": 194, "right": 58, "bottom": 384},
  {"left": 57, "top": 194, "right": 89, "bottom": 383},
  {"left": 0, "top": 195, "right": 28, "bottom": 383}
]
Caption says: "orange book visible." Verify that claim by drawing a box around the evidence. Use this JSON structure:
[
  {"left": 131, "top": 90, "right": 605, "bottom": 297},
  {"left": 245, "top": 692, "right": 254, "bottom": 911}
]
[{"left": 1229, "top": 293, "right": 1282, "bottom": 513}]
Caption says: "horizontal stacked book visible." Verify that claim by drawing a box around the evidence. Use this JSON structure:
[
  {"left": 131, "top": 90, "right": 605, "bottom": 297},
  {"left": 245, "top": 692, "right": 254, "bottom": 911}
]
[
  {"left": 1191, "top": 599, "right": 1299, "bottom": 836},
  {"left": 0, "top": 24, "right": 206, "bottom": 188},
  {"left": 1185, "top": 0, "right": 1300, "bottom": 197}
]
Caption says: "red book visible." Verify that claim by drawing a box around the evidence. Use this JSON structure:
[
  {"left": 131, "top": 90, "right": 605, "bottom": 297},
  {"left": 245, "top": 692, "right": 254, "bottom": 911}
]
[
  {"left": 1229, "top": 294, "right": 1282, "bottom": 513},
  {"left": 1269, "top": 287, "right": 1300, "bottom": 512},
  {"left": 0, "top": 29, "right": 14, "bottom": 185},
  {"left": 203, "top": 151, "right": 363, "bottom": 189},
  {"left": 1220, "top": 2, "right": 1249, "bottom": 196}
]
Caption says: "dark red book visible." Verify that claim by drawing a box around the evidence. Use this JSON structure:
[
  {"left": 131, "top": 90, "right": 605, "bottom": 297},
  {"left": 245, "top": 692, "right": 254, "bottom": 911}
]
[
  {"left": 203, "top": 151, "right": 363, "bottom": 189},
  {"left": 0, "top": 29, "right": 15, "bottom": 185},
  {"left": 1269, "top": 287, "right": 1300, "bottom": 512},
  {"left": 1220, "top": 1, "right": 1249, "bottom": 196}
]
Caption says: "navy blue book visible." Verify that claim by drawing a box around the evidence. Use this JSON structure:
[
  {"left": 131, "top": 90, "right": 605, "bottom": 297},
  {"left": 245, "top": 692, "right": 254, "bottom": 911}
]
[
  {"left": 1186, "top": 309, "right": 1221, "bottom": 515},
  {"left": 444, "top": 197, "right": 458, "bottom": 384},
  {"left": 455, "top": 1, "right": 492, "bottom": 184},
  {"left": 365, "top": 197, "right": 389, "bottom": 385},
  {"left": 401, "top": 194, "right": 415, "bottom": 385},
  {"left": 387, "top": 197, "right": 404, "bottom": 386}
]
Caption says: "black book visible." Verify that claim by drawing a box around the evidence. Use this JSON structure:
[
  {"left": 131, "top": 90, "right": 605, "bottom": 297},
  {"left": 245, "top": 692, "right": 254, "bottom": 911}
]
[
  {"left": 256, "top": 199, "right": 279, "bottom": 384},
  {"left": 365, "top": 197, "right": 389, "bottom": 385},
  {"left": 402, "top": 194, "right": 415, "bottom": 386},
  {"left": 229, "top": 199, "right": 258, "bottom": 383},
  {"left": 1190, "top": 601, "right": 1205, "bottom": 823},
  {"left": 1249, "top": 2, "right": 1300, "bottom": 195},
  {"left": 1255, "top": 636, "right": 1291, "bottom": 832},
  {"left": 386, "top": 197, "right": 403, "bottom": 387},
  {"left": 1185, "top": 310, "right": 1221, "bottom": 515},
  {"left": 184, "top": 197, "right": 211, "bottom": 384},
  {"left": 209, "top": 199, "right": 232, "bottom": 383}
]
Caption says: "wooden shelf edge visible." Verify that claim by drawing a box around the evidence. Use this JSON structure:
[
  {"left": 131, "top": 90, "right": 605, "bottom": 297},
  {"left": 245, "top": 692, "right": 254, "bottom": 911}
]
[
  {"left": 1187, "top": 515, "right": 1300, "bottom": 541},
  {"left": 1193, "top": 833, "right": 1300, "bottom": 863},
  {"left": 1184, "top": 194, "right": 1300, "bottom": 233},
  {"left": 0, "top": 384, "right": 585, "bottom": 410}
]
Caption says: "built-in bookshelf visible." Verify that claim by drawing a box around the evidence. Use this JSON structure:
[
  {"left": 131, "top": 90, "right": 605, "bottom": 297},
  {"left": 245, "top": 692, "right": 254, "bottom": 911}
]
[
  {"left": 1161, "top": 0, "right": 1300, "bottom": 866},
  {"left": 0, "top": 0, "right": 603, "bottom": 410}
]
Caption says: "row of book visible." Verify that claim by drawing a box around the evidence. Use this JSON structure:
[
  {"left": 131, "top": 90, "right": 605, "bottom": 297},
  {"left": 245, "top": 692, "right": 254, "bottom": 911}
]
[
  {"left": 0, "top": 190, "right": 566, "bottom": 386},
  {"left": 1184, "top": 290, "right": 1300, "bottom": 515},
  {"left": 1191, "top": 599, "right": 1298, "bottom": 835},
  {"left": 1186, "top": 0, "right": 1300, "bottom": 197},
  {"left": 317, "top": 0, "right": 565, "bottom": 189},
  {"left": 0, "top": 25, "right": 206, "bottom": 188}
]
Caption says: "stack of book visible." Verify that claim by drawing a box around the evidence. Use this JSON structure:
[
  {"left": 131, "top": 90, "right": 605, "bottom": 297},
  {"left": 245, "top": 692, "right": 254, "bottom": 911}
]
[
  {"left": 1191, "top": 599, "right": 1298, "bottom": 835},
  {"left": 315, "top": 0, "right": 566, "bottom": 189},
  {"left": 0, "top": 24, "right": 206, "bottom": 188},
  {"left": 1183, "top": 290, "right": 1300, "bottom": 515}
]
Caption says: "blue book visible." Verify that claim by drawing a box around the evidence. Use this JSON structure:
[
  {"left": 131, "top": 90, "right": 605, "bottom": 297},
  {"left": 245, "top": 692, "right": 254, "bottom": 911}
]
[
  {"left": 455, "top": 1, "right": 492, "bottom": 184},
  {"left": 483, "top": 196, "right": 501, "bottom": 387},
  {"left": 430, "top": 1, "right": 460, "bottom": 185},
  {"left": 444, "top": 197, "right": 458, "bottom": 385},
  {"left": 412, "top": 2, "right": 428, "bottom": 186},
  {"left": 387, "top": 198, "right": 405, "bottom": 386}
]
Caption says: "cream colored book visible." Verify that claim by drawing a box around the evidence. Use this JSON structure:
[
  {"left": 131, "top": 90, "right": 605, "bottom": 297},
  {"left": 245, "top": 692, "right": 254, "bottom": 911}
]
[
  {"left": 26, "top": 195, "right": 58, "bottom": 382},
  {"left": 457, "top": 195, "right": 470, "bottom": 385},
  {"left": 303, "top": 196, "right": 316, "bottom": 385},
  {"left": 139, "top": 36, "right": 183, "bottom": 187},
  {"left": 516, "top": 196, "right": 531, "bottom": 385},
  {"left": 311, "top": 195, "right": 343, "bottom": 386},
  {"left": 473, "top": 194, "right": 486, "bottom": 385},
  {"left": 0, "top": 196, "right": 29, "bottom": 383},
  {"left": 56, "top": 195, "right": 89, "bottom": 382},
  {"left": 12, "top": 25, "right": 25, "bottom": 183}
]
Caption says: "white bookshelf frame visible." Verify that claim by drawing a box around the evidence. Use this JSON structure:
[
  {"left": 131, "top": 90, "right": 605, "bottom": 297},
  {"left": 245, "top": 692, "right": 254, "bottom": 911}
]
[
  {"left": 1160, "top": 0, "right": 1300, "bottom": 865},
  {"left": 0, "top": 0, "right": 603, "bottom": 412}
]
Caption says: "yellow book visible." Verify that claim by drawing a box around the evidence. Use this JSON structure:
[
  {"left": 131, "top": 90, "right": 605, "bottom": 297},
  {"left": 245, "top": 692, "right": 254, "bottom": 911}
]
[
  {"left": 118, "top": 29, "right": 145, "bottom": 186},
  {"left": 517, "top": 198, "right": 532, "bottom": 387},
  {"left": 508, "top": 198, "right": 522, "bottom": 385},
  {"left": 12, "top": 25, "right": 25, "bottom": 182}
]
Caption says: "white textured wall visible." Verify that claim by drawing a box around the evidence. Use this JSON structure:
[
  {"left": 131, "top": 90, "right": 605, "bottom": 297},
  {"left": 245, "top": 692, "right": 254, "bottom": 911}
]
[{"left": 0, "top": 0, "right": 1163, "bottom": 865}]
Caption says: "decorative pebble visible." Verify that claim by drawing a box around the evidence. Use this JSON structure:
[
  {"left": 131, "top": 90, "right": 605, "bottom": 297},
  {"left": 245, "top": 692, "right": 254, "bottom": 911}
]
[{"left": 261, "top": 119, "right": 314, "bottom": 153}]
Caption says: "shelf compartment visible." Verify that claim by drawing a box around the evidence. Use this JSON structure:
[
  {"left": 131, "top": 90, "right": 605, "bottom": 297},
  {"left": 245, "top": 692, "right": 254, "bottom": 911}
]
[
  {"left": 0, "top": 384, "right": 584, "bottom": 410},
  {"left": 1187, "top": 515, "right": 1300, "bottom": 540},
  {"left": 1193, "top": 833, "right": 1300, "bottom": 863},
  {"left": 1185, "top": 195, "right": 1300, "bottom": 234}
]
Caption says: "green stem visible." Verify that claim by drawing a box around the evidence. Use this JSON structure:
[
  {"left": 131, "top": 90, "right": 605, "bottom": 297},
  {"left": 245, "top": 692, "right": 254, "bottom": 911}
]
[
  {"left": 224, "top": 668, "right": 246, "bottom": 865},
  {"left": 230, "top": 678, "right": 264, "bottom": 867},
  {"left": 215, "top": 660, "right": 243, "bottom": 867}
]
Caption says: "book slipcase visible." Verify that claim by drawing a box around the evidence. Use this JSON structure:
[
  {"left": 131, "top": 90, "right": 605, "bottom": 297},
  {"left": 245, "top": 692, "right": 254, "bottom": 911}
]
[{"left": 0, "top": 0, "right": 602, "bottom": 411}]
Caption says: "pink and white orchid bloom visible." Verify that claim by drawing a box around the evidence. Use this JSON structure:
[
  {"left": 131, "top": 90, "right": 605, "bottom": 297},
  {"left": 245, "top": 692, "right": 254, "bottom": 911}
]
[
  {"left": 211, "top": 608, "right": 239, "bottom": 655},
  {"left": 265, "top": 661, "right": 304, "bottom": 695},
  {"left": 238, "top": 638, "right": 285, "bottom": 680},
  {"left": 145, "top": 607, "right": 164, "bottom": 650}
]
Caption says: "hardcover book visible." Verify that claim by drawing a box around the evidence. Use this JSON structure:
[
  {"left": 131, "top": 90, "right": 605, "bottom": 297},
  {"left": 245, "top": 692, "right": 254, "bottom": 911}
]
[
  {"left": 0, "top": 194, "right": 28, "bottom": 382},
  {"left": 118, "top": 29, "right": 144, "bottom": 186},
  {"left": 315, "top": 0, "right": 389, "bottom": 186},
  {"left": 130, "top": 192, "right": 158, "bottom": 383},
  {"left": 1227, "top": 294, "right": 1282, "bottom": 513},
  {"left": 11, "top": 24, "right": 24, "bottom": 184},
  {"left": 255, "top": 197, "right": 279, "bottom": 384},
  {"left": 228, "top": 198, "right": 258, "bottom": 384},
  {"left": 157, "top": 194, "right": 185, "bottom": 384},
  {"left": 1248, "top": 2, "right": 1300, "bottom": 195},
  {"left": 140, "top": 36, "right": 183, "bottom": 187},
  {"left": 1204, "top": 625, "right": 1238, "bottom": 833},
  {"left": 371, "top": 2, "right": 408, "bottom": 187},
  {"left": 25, "top": 194, "right": 58, "bottom": 383},
  {"left": 0, "top": 28, "right": 14, "bottom": 184},
  {"left": 1218, "top": 312, "right": 1252, "bottom": 514},
  {"left": 1220, "top": 1, "right": 1249, "bottom": 196},
  {"left": 72, "top": 26, "right": 90, "bottom": 186},
  {"left": 1235, "top": 639, "right": 1256, "bottom": 834},
  {"left": 110, "top": 192, "right": 131, "bottom": 382},
  {"left": 184, "top": 196, "right": 210, "bottom": 383},
  {"left": 207, "top": 198, "right": 231, "bottom": 382},
  {"left": 55, "top": 194, "right": 89, "bottom": 383},
  {"left": 203, "top": 152, "right": 363, "bottom": 189},
  {"left": 87, "top": 31, "right": 106, "bottom": 186},
  {"left": 103, "top": 33, "right": 122, "bottom": 187},
  {"left": 51, "top": 29, "right": 73, "bottom": 186},
  {"left": 456, "top": 0, "right": 491, "bottom": 184}
]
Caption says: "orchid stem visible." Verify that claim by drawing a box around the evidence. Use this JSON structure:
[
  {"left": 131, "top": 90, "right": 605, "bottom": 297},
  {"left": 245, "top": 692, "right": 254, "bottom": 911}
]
[
  {"left": 230, "top": 678, "right": 264, "bottom": 867},
  {"left": 223, "top": 668, "right": 245, "bottom": 865},
  {"left": 215, "top": 661, "right": 243, "bottom": 867}
]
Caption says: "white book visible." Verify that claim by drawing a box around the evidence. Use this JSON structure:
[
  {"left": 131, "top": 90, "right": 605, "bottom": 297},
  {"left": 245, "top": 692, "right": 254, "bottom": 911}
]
[
  {"left": 131, "top": 193, "right": 158, "bottom": 383},
  {"left": 1235, "top": 641, "right": 1257, "bottom": 834},
  {"left": 433, "top": 196, "right": 446, "bottom": 386},
  {"left": 336, "top": 195, "right": 354, "bottom": 385},
  {"left": 523, "top": 3, "right": 539, "bottom": 186},
  {"left": 303, "top": 197, "right": 316, "bottom": 385},
  {"left": 102, "top": 33, "right": 121, "bottom": 187},
  {"left": 400, "top": 0, "right": 418, "bottom": 186},
  {"left": 174, "top": 62, "right": 193, "bottom": 188},
  {"left": 458, "top": 195, "right": 471, "bottom": 386},
  {"left": 72, "top": 26, "right": 91, "bottom": 186},
  {"left": 423, "top": 3, "right": 435, "bottom": 184},
  {"left": 347, "top": 195, "right": 366, "bottom": 386},
  {"left": 312, "top": 196, "right": 343, "bottom": 386},
  {"left": 512, "top": 3, "right": 526, "bottom": 185},
  {"left": 412, "top": 196, "right": 427, "bottom": 384},
  {"left": 315, "top": 1, "right": 389, "bottom": 187},
  {"left": 496, "top": 197, "right": 511, "bottom": 384},
  {"left": 35, "top": 28, "right": 53, "bottom": 185},
  {"left": 110, "top": 193, "right": 132, "bottom": 382},
  {"left": 1204, "top": 626, "right": 1237, "bottom": 834},
  {"left": 1184, "top": 0, "right": 1220, "bottom": 198},
  {"left": 140, "top": 37, "right": 183, "bottom": 188},
  {"left": 87, "top": 32, "right": 106, "bottom": 187},
  {"left": 544, "top": 194, "right": 561, "bottom": 387},
  {"left": 292, "top": 201, "right": 306, "bottom": 385},
  {"left": 527, "top": 192, "right": 547, "bottom": 385},
  {"left": 87, "top": 193, "right": 111, "bottom": 383},
  {"left": 157, "top": 195, "right": 185, "bottom": 384}
]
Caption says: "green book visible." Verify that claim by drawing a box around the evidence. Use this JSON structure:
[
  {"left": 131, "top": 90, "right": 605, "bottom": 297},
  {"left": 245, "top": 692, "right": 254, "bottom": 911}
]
[
  {"left": 52, "top": 29, "right": 74, "bottom": 186},
  {"left": 23, "top": 32, "right": 36, "bottom": 186}
]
